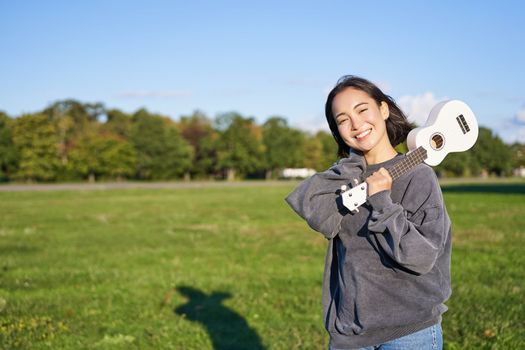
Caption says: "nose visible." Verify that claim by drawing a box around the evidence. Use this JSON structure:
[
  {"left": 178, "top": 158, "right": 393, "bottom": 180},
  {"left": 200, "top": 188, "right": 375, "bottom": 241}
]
[{"left": 349, "top": 114, "right": 364, "bottom": 130}]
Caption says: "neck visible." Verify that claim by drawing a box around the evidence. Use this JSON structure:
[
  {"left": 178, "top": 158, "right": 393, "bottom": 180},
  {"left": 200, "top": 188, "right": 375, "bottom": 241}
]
[
  {"left": 364, "top": 146, "right": 398, "bottom": 165},
  {"left": 385, "top": 146, "right": 428, "bottom": 181}
]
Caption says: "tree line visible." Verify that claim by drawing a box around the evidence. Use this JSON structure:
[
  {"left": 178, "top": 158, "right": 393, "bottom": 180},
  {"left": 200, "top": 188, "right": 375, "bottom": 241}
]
[{"left": 0, "top": 99, "right": 523, "bottom": 182}]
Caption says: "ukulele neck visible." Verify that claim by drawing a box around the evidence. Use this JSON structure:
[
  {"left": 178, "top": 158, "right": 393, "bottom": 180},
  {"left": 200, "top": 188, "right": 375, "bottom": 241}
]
[{"left": 385, "top": 147, "right": 428, "bottom": 181}]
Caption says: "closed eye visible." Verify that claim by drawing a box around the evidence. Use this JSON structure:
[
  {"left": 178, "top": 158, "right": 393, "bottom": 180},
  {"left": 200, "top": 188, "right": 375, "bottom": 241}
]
[
  {"left": 337, "top": 118, "right": 349, "bottom": 125},
  {"left": 359, "top": 108, "right": 368, "bottom": 113}
]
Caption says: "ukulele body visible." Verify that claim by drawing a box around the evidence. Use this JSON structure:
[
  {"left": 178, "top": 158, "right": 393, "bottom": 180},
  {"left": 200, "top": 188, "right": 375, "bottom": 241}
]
[{"left": 406, "top": 100, "right": 478, "bottom": 166}]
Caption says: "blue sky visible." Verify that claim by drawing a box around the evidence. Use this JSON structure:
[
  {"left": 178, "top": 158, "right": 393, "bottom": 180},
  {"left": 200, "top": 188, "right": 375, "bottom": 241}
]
[{"left": 1, "top": 0, "right": 524, "bottom": 143}]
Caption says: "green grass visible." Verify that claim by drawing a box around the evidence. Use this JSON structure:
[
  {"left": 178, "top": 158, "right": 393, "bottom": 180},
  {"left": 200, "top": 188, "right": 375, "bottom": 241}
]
[{"left": 0, "top": 180, "right": 524, "bottom": 349}]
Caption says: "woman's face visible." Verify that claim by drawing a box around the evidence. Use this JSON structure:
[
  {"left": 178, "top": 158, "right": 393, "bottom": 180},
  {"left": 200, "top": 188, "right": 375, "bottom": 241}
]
[{"left": 331, "top": 87, "right": 391, "bottom": 155}]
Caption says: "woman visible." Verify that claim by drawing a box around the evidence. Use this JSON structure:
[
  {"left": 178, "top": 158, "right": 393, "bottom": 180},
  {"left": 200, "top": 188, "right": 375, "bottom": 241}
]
[{"left": 286, "top": 75, "right": 451, "bottom": 350}]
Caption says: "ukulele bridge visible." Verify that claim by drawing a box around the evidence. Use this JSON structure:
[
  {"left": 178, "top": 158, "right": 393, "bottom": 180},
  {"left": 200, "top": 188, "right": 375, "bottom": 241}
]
[{"left": 456, "top": 114, "right": 471, "bottom": 134}]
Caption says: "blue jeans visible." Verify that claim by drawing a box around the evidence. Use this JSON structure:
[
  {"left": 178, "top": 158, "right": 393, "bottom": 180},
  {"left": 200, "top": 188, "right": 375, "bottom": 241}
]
[{"left": 330, "top": 323, "right": 443, "bottom": 350}]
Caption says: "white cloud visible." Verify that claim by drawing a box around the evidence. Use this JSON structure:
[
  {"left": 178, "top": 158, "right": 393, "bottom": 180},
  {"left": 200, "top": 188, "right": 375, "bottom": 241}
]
[
  {"left": 398, "top": 92, "right": 447, "bottom": 126},
  {"left": 515, "top": 106, "right": 525, "bottom": 123},
  {"left": 116, "top": 90, "right": 192, "bottom": 98}
]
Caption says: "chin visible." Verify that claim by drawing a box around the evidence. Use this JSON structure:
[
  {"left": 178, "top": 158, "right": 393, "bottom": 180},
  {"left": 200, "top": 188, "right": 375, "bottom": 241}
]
[{"left": 351, "top": 142, "right": 374, "bottom": 153}]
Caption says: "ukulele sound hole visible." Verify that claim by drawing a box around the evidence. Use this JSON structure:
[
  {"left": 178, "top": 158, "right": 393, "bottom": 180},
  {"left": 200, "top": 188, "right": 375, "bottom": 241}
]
[{"left": 430, "top": 133, "right": 444, "bottom": 150}]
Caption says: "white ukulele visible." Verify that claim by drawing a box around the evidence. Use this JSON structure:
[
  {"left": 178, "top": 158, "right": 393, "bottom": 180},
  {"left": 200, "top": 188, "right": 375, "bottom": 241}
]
[{"left": 340, "top": 99, "right": 479, "bottom": 213}]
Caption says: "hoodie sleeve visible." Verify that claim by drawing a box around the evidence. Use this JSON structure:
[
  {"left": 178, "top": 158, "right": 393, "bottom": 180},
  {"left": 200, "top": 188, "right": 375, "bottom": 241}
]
[
  {"left": 285, "top": 154, "right": 365, "bottom": 240},
  {"left": 366, "top": 165, "right": 450, "bottom": 275}
]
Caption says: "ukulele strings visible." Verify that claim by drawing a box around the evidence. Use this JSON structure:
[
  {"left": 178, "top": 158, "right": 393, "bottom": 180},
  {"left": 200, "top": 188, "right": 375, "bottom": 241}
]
[{"left": 386, "top": 147, "right": 428, "bottom": 181}]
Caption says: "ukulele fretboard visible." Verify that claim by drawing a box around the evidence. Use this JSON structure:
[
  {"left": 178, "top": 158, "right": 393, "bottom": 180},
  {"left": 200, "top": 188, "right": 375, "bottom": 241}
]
[{"left": 386, "top": 147, "right": 428, "bottom": 181}]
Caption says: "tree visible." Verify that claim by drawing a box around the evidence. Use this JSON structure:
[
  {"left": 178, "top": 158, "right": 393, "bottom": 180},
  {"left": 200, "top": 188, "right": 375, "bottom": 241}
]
[
  {"left": 178, "top": 111, "right": 220, "bottom": 179},
  {"left": 43, "top": 99, "right": 105, "bottom": 167},
  {"left": 44, "top": 99, "right": 105, "bottom": 124},
  {"left": 215, "top": 112, "right": 265, "bottom": 180},
  {"left": 104, "top": 109, "right": 133, "bottom": 139},
  {"left": 67, "top": 128, "right": 136, "bottom": 182},
  {"left": 130, "top": 109, "right": 193, "bottom": 180},
  {"left": 510, "top": 143, "right": 525, "bottom": 168},
  {"left": 470, "top": 127, "right": 513, "bottom": 176},
  {"left": 11, "top": 114, "right": 60, "bottom": 181},
  {"left": 315, "top": 130, "right": 337, "bottom": 170},
  {"left": 435, "top": 152, "right": 473, "bottom": 177},
  {"left": 303, "top": 134, "right": 323, "bottom": 171},
  {"left": 0, "top": 112, "right": 19, "bottom": 181},
  {"left": 262, "top": 117, "right": 305, "bottom": 178}
]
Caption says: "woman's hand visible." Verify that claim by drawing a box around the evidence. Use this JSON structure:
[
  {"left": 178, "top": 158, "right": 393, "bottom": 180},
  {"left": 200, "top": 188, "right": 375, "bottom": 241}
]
[{"left": 366, "top": 167, "right": 392, "bottom": 196}]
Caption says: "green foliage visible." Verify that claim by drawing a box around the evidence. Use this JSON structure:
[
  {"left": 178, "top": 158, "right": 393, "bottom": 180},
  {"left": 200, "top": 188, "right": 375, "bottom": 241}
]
[
  {"left": 435, "top": 152, "right": 473, "bottom": 177},
  {"left": 302, "top": 135, "right": 323, "bottom": 171},
  {"left": 178, "top": 111, "right": 219, "bottom": 179},
  {"left": 67, "top": 129, "right": 137, "bottom": 181},
  {"left": 130, "top": 109, "right": 193, "bottom": 180},
  {"left": 11, "top": 114, "right": 60, "bottom": 181},
  {"left": 316, "top": 131, "right": 338, "bottom": 170},
  {"left": 0, "top": 112, "right": 19, "bottom": 181},
  {"left": 0, "top": 181, "right": 523, "bottom": 348},
  {"left": 262, "top": 117, "right": 305, "bottom": 177},
  {"left": 104, "top": 109, "right": 133, "bottom": 139},
  {"left": 44, "top": 99, "right": 104, "bottom": 125},
  {"left": 299, "top": 130, "right": 340, "bottom": 171},
  {"left": 470, "top": 127, "right": 513, "bottom": 176},
  {"left": 0, "top": 100, "right": 521, "bottom": 182},
  {"left": 215, "top": 112, "right": 265, "bottom": 179},
  {"left": 510, "top": 143, "right": 525, "bottom": 168},
  {"left": 395, "top": 141, "right": 408, "bottom": 154}
]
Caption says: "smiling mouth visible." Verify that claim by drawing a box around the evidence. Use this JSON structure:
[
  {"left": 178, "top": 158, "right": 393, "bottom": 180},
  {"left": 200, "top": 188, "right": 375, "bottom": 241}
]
[{"left": 355, "top": 129, "right": 372, "bottom": 140}]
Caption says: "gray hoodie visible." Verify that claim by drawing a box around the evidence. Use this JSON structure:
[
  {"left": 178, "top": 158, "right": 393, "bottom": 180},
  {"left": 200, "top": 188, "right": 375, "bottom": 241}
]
[{"left": 285, "top": 152, "right": 451, "bottom": 349}]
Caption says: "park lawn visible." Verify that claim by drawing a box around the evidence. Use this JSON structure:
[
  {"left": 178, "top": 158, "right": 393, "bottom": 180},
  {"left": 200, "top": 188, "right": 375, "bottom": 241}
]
[{"left": 0, "top": 181, "right": 524, "bottom": 349}]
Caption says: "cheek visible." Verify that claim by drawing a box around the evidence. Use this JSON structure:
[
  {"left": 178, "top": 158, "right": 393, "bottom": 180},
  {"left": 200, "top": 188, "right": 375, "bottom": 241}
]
[
  {"left": 367, "top": 113, "right": 386, "bottom": 129},
  {"left": 377, "top": 119, "right": 388, "bottom": 131},
  {"left": 362, "top": 111, "right": 377, "bottom": 123},
  {"left": 337, "top": 123, "right": 349, "bottom": 137}
]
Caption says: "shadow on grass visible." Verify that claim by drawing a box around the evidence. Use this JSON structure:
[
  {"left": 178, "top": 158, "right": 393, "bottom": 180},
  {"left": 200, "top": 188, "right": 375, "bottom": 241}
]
[
  {"left": 175, "top": 286, "right": 265, "bottom": 350},
  {"left": 441, "top": 183, "right": 525, "bottom": 194}
]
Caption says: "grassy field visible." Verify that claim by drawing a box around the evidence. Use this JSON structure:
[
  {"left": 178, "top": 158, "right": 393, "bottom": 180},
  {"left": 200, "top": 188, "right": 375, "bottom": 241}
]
[{"left": 0, "top": 180, "right": 524, "bottom": 349}]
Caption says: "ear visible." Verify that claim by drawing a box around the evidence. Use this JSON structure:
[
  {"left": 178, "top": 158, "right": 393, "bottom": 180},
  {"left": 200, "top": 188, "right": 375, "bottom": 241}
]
[{"left": 380, "top": 101, "right": 389, "bottom": 120}]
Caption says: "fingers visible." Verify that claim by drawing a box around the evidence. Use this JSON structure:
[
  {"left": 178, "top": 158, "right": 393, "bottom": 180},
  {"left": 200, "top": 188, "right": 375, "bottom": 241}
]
[
  {"left": 376, "top": 167, "right": 392, "bottom": 182},
  {"left": 366, "top": 167, "right": 392, "bottom": 196}
]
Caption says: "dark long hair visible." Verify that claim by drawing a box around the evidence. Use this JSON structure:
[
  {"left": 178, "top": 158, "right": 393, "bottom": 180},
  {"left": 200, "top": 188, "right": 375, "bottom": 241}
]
[{"left": 325, "top": 75, "right": 413, "bottom": 158}]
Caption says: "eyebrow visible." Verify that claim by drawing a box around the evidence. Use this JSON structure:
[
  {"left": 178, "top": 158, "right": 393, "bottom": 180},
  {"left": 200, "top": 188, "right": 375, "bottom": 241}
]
[{"left": 334, "top": 102, "right": 368, "bottom": 119}]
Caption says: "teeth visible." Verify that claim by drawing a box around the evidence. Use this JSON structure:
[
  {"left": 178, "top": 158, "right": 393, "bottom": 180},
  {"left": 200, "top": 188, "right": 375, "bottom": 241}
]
[{"left": 355, "top": 129, "right": 371, "bottom": 139}]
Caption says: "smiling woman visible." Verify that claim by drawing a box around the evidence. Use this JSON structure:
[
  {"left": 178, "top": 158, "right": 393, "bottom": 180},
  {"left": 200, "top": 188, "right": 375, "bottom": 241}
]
[{"left": 286, "top": 75, "right": 452, "bottom": 350}]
